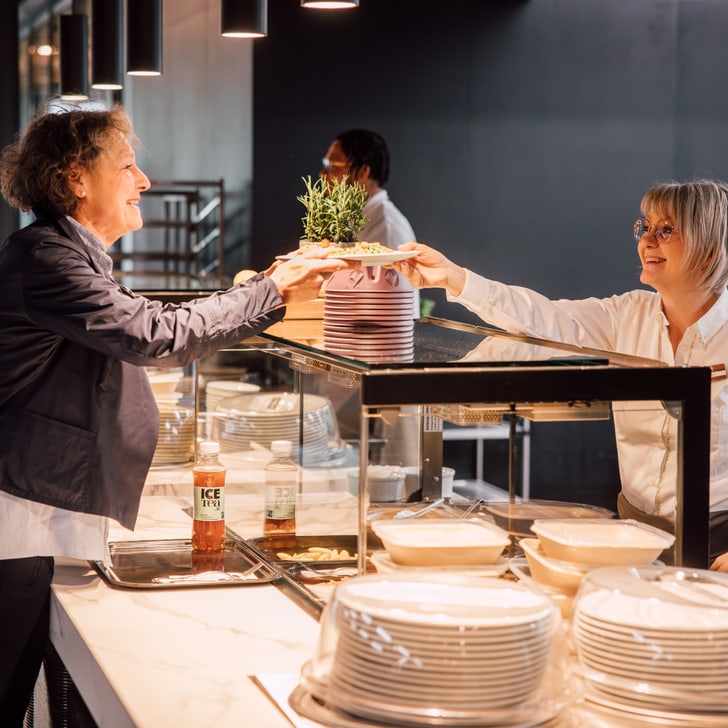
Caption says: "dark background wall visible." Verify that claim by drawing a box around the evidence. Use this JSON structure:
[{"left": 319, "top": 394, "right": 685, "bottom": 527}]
[{"left": 252, "top": 0, "right": 728, "bottom": 506}]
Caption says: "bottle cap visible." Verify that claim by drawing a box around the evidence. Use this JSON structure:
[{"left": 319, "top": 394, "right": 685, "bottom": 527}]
[
  {"left": 270, "top": 440, "right": 293, "bottom": 457},
  {"left": 199, "top": 440, "right": 220, "bottom": 455}
]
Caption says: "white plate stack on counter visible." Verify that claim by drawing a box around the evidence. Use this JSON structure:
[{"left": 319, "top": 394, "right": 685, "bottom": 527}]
[
  {"left": 571, "top": 565, "right": 728, "bottom": 725},
  {"left": 294, "top": 571, "right": 576, "bottom": 727}
]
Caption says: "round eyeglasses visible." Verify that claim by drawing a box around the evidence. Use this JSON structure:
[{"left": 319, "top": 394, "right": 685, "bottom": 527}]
[
  {"left": 633, "top": 218, "right": 679, "bottom": 244},
  {"left": 321, "top": 157, "right": 350, "bottom": 173}
]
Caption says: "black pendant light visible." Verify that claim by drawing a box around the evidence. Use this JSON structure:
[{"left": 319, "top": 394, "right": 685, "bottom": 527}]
[
  {"left": 127, "top": 0, "right": 163, "bottom": 76},
  {"left": 221, "top": 0, "right": 268, "bottom": 38},
  {"left": 301, "top": 0, "right": 359, "bottom": 8},
  {"left": 92, "top": 0, "right": 123, "bottom": 90},
  {"left": 60, "top": 13, "right": 89, "bottom": 101}
]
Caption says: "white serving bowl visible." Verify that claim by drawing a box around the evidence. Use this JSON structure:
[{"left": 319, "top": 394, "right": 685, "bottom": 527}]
[
  {"left": 519, "top": 537, "right": 593, "bottom": 592},
  {"left": 371, "top": 518, "right": 510, "bottom": 566},
  {"left": 346, "top": 465, "right": 405, "bottom": 502},
  {"left": 530, "top": 518, "right": 675, "bottom": 566}
]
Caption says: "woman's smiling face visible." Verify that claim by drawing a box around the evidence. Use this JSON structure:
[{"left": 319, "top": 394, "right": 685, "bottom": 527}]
[
  {"left": 637, "top": 209, "right": 688, "bottom": 295},
  {"left": 70, "top": 131, "right": 150, "bottom": 247}
]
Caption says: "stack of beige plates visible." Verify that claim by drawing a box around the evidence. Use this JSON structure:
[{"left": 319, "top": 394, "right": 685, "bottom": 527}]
[
  {"left": 323, "top": 267, "right": 415, "bottom": 363},
  {"left": 573, "top": 565, "right": 728, "bottom": 723},
  {"left": 299, "top": 572, "right": 566, "bottom": 727},
  {"left": 152, "top": 393, "right": 195, "bottom": 466},
  {"left": 213, "top": 391, "right": 333, "bottom": 462}
]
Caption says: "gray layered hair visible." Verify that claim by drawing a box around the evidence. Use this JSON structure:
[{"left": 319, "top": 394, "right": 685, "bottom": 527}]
[{"left": 641, "top": 179, "right": 728, "bottom": 295}]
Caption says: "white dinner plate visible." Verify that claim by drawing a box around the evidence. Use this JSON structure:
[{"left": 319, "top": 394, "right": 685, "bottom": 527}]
[{"left": 330, "top": 250, "right": 418, "bottom": 265}]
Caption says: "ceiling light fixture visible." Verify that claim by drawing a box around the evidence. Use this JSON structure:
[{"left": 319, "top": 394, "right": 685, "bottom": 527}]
[
  {"left": 221, "top": 0, "right": 268, "bottom": 39},
  {"left": 127, "top": 0, "right": 163, "bottom": 76},
  {"left": 59, "top": 13, "right": 89, "bottom": 101},
  {"left": 91, "top": 0, "right": 123, "bottom": 90},
  {"left": 301, "top": 0, "right": 359, "bottom": 8}
]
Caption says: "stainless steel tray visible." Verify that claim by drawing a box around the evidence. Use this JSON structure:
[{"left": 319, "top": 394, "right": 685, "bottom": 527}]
[{"left": 91, "top": 538, "right": 280, "bottom": 589}]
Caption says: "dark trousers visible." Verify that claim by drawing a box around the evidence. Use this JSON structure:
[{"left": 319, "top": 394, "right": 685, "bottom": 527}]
[{"left": 0, "top": 556, "right": 54, "bottom": 727}]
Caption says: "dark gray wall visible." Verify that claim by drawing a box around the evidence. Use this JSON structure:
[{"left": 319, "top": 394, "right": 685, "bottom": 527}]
[
  {"left": 252, "top": 0, "right": 728, "bottom": 504},
  {"left": 252, "top": 0, "right": 728, "bottom": 302}
]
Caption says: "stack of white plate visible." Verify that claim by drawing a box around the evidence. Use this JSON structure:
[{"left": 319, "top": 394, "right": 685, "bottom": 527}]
[
  {"left": 573, "top": 566, "right": 728, "bottom": 722},
  {"left": 300, "top": 572, "right": 564, "bottom": 726},
  {"left": 152, "top": 393, "right": 195, "bottom": 466},
  {"left": 213, "top": 391, "right": 333, "bottom": 462},
  {"left": 323, "top": 268, "right": 415, "bottom": 363},
  {"left": 203, "top": 379, "right": 260, "bottom": 414}
]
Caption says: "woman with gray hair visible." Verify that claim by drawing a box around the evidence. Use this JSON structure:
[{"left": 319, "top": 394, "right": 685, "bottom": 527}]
[
  {"left": 0, "top": 103, "right": 350, "bottom": 724},
  {"left": 395, "top": 179, "right": 728, "bottom": 570}
]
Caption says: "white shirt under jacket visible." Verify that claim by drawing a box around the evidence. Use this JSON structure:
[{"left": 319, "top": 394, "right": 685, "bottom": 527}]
[
  {"left": 450, "top": 271, "right": 728, "bottom": 516},
  {"left": 359, "top": 189, "right": 416, "bottom": 248}
]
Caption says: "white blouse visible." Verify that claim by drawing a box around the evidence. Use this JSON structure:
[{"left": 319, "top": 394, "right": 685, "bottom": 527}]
[{"left": 451, "top": 271, "right": 728, "bottom": 516}]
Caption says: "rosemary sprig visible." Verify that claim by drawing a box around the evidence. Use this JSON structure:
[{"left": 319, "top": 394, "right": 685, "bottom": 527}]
[{"left": 298, "top": 175, "right": 368, "bottom": 243}]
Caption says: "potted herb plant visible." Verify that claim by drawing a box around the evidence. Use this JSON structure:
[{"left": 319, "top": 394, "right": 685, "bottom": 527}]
[{"left": 297, "top": 175, "right": 368, "bottom": 245}]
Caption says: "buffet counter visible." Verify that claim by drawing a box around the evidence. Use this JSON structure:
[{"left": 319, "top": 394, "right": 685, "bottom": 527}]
[{"left": 49, "top": 492, "right": 725, "bottom": 728}]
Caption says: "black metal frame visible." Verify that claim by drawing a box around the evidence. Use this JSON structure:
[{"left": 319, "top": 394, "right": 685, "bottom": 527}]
[{"left": 259, "top": 334, "right": 712, "bottom": 569}]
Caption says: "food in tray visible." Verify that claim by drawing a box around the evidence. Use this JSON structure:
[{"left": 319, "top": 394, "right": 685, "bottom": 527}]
[{"left": 275, "top": 546, "right": 358, "bottom": 562}]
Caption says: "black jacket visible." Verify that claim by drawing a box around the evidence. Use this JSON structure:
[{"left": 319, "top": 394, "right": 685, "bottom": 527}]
[{"left": 0, "top": 213, "right": 285, "bottom": 529}]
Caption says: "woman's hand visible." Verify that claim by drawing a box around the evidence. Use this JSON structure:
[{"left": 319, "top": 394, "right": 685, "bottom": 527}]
[
  {"left": 394, "top": 242, "right": 467, "bottom": 297},
  {"left": 710, "top": 552, "right": 728, "bottom": 571},
  {"left": 267, "top": 249, "right": 352, "bottom": 305}
]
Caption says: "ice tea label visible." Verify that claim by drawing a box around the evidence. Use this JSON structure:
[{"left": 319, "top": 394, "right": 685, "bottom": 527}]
[
  {"left": 194, "top": 486, "right": 225, "bottom": 521},
  {"left": 265, "top": 485, "right": 296, "bottom": 520}
]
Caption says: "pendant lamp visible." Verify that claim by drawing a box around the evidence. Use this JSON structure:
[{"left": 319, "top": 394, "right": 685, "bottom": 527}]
[
  {"left": 221, "top": 0, "right": 268, "bottom": 38},
  {"left": 92, "top": 0, "right": 123, "bottom": 90},
  {"left": 59, "top": 14, "right": 89, "bottom": 101},
  {"left": 301, "top": 0, "right": 359, "bottom": 8},
  {"left": 127, "top": 0, "right": 163, "bottom": 76}
]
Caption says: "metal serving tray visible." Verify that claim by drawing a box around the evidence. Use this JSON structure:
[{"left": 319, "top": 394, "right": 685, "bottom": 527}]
[{"left": 92, "top": 538, "right": 280, "bottom": 589}]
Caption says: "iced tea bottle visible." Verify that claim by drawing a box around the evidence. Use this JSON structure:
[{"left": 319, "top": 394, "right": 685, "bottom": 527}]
[
  {"left": 263, "top": 440, "right": 297, "bottom": 548},
  {"left": 192, "top": 440, "right": 226, "bottom": 552}
]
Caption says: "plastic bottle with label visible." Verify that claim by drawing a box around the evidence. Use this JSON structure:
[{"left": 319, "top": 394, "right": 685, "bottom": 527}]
[
  {"left": 192, "top": 440, "right": 226, "bottom": 552},
  {"left": 264, "top": 440, "right": 298, "bottom": 540}
]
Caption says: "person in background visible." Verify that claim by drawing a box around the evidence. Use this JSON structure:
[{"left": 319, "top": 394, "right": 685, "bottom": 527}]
[
  {"left": 394, "top": 179, "right": 728, "bottom": 570},
  {"left": 321, "top": 129, "right": 419, "bottom": 467},
  {"left": 321, "top": 128, "right": 415, "bottom": 248},
  {"left": 0, "top": 103, "right": 352, "bottom": 725}
]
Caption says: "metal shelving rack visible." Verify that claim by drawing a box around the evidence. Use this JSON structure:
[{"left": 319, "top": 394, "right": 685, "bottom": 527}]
[{"left": 112, "top": 179, "right": 225, "bottom": 276}]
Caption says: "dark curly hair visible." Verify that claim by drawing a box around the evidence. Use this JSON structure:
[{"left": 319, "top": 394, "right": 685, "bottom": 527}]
[
  {"left": 0, "top": 103, "right": 136, "bottom": 216},
  {"left": 335, "top": 129, "right": 390, "bottom": 186}
]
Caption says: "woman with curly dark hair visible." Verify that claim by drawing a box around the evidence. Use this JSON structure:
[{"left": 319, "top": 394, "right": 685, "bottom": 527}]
[{"left": 0, "top": 103, "right": 350, "bottom": 724}]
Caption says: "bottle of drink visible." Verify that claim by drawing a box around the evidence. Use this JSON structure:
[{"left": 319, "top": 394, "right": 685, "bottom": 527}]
[
  {"left": 192, "top": 440, "right": 226, "bottom": 552},
  {"left": 264, "top": 440, "right": 297, "bottom": 539}
]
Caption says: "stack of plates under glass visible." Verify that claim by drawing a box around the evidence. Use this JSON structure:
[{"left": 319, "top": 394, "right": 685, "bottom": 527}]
[
  {"left": 203, "top": 379, "right": 260, "bottom": 414},
  {"left": 152, "top": 393, "right": 195, "bottom": 466},
  {"left": 295, "top": 572, "right": 569, "bottom": 727},
  {"left": 572, "top": 565, "right": 728, "bottom": 724},
  {"left": 323, "top": 267, "right": 415, "bottom": 364},
  {"left": 213, "top": 392, "right": 335, "bottom": 462}
]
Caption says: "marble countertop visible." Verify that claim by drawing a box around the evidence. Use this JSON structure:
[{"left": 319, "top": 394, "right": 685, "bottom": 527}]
[{"left": 50, "top": 492, "right": 359, "bottom": 727}]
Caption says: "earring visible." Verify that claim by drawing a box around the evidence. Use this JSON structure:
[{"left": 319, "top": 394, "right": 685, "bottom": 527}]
[{"left": 79, "top": 191, "right": 86, "bottom": 198}]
